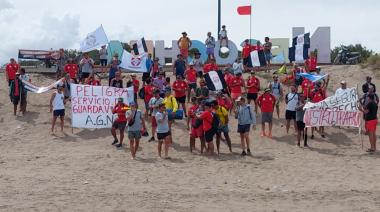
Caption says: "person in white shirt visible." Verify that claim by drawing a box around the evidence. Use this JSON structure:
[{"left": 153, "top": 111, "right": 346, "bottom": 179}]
[
  {"left": 219, "top": 25, "right": 228, "bottom": 47},
  {"left": 232, "top": 57, "right": 244, "bottom": 75},
  {"left": 285, "top": 85, "right": 299, "bottom": 134},
  {"left": 335, "top": 81, "right": 347, "bottom": 96},
  {"left": 50, "top": 85, "right": 67, "bottom": 134}
]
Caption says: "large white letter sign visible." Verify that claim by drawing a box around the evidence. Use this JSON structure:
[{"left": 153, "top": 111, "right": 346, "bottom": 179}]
[{"left": 214, "top": 40, "right": 238, "bottom": 65}]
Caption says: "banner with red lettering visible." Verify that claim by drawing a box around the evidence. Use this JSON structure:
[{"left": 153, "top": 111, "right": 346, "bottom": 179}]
[
  {"left": 71, "top": 84, "right": 134, "bottom": 128},
  {"left": 303, "top": 110, "right": 361, "bottom": 127}
]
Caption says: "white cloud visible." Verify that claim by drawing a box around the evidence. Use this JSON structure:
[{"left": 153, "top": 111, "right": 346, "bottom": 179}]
[{"left": 0, "top": 0, "right": 13, "bottom": 12}]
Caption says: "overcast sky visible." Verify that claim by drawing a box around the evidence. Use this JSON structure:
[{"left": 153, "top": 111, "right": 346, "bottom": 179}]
[{"left": 0, "top": 0, "right": 379, "bottom": 65}]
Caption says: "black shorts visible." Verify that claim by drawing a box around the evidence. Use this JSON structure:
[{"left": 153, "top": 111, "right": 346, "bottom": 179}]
[
  {"left": 243, "top": 57, "right": 252, "bottom": 68},
  {"left": 297, "top": 121, "right": 305, "bottom": 130},
  {"left": 100, "top": 59, "right": 108, "bottom": 67},
  {"left": 53, "top": 109, "right": 65, "bottom": 117},
  {"left": 142, "top": 73, "right": 151, "bottom": 82},
  {"left": 188, "top": 83, "right": 197, "bottom": 90},
  {"left": 237, "top": 124, "right": 251, "bottom": 134},
  {"left": 247, "top": 93, "right": 258, "bottom": 101},
  {"left": 204, "top": 129, "right": 216, "bottom": 143},
  {"left": 81, "top": 72, "right": 90, "bottom": 80},
  {"left": 112, "top": 121, "right": 127, "bottom": 130},
  {"left": 12, "top": 96, "right": 20, "bottom": 105},
  {"left": 157, "top": 131, "right": 171, "bottom": 140},
  {"left": 176, "top": 96, "right": 186, "bottom": 104},
  {"left": 285, "top": 110, "right": 296, "bottom": 120}
]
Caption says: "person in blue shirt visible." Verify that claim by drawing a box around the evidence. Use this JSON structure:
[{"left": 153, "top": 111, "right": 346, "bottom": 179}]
[
  {"left": 108, "top": 59, "right": 120, "bottom": 86},
  {"left": 173, "top": 54, "right": 186, "bottom": 77},
  {"left": 143, "top": 53, "right": 154, "bottom": 86}
]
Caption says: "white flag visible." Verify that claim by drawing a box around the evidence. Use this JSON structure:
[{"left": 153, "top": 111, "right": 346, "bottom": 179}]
[
  {"left": 295, "top": 45, "right": 305, "bottom": 62},
  {"left": 79, "top": 25, "right": 109, "bottom": 53},
  {"left": 119, "top": 50, "right": 148, "bottom": 73},
  {"left": 250, "top": 50, "right": 260, "bottom": 67}
]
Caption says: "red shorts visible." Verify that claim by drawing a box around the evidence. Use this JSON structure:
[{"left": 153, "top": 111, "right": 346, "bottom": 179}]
[
  {"left": 365, "top": 119, "right": 378, "bottom": 132},
  {"left": 151, "top": 116, "right": 157, "bottom": 128},
  {"left": 191, "top": 126, "right": 204, "bottom": 138},
  {"left": 180, "top": 48, "right": 189, "bottom": 58},
  {"left": 231, "top": 93, "right": 242, "bottom": 100}
]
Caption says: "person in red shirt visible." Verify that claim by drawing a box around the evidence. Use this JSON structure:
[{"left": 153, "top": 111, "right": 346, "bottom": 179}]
[
  {"left": 187, "top": 97, "right": 206, "bottom": 153},
  {"left": 258, "top": 88, "right": 276, "bottom": 138},
  {"left": 222, "top": 68, "right": 234, "bottom": 93},
  {"left": 229, "top": 73, "right": 245, "bottom": 101},
  {"left": 172, "top": 75, "right": 188, "bottom": 116},
  {"left": 6, "top": 58, "right": 20, "bottom": 87},
  {"left": 85, "top": 74, "right": 101, "bottom": 86},
  {"left": 197, "top": 101, "right": 215, "bottom": 155},
  {"left": 185, "top": 63, "right": 197, "bottom": 102},
  {"left": 252, "top": 41, "right": 264, "bottom": 51},
  {"left": 111, "top": 97, "right": 129, "bottom": 148},
  {"left": 143, "top": 78, "right": 155, "bottom": 119},
  {"left": 310, "top": 77, "right": 329, "bottom": 139},
  {"left": 246, "top": 70, "right": 260, "bottom": 113},
  {"left": 131, "top": 73, "right": 140, "bottom": 107},
  {"left": 64, "top": 58, "right": 78, "bottom": 83},
  {"left": 242, "top": 39, "right": 253, "bottom": 71},
  {"left": 203, "top": 58, "right": 218, "bottom": 74},
  {"left": 305, "top": 53, "right": 317, "bottom": 72},
  {"left": 301, "top": 78, "right": 314, "bottom": 99},
  {"left": 216, "top": 92, "right": 233, "bottom": 111}
]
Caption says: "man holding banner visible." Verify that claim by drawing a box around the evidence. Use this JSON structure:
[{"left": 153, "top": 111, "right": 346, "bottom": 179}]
[{"left": 111, "top": 98, "right": 129, "bottom": 148}]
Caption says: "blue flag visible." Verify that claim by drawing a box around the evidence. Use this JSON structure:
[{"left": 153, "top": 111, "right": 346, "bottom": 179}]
[{"left": 297, "top": 73, "right": 328, "bottom": 82}]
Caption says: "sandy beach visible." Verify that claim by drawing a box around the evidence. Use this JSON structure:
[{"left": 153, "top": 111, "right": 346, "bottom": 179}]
[{"left": 0, "top": 65, "right": 379, "bottom": 212}]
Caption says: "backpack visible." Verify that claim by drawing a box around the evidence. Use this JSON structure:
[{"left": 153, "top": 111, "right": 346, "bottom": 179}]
[
  {"left": 211, "top": 112, "right": 220, "bottom": 131},
  {"left": 138, "top": 88, "right": 145, "bottom": 99}
]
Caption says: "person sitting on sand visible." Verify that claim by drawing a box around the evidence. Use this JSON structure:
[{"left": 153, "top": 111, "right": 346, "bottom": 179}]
[
  {"left": 359, "top": 94, "right": 378, "bottom": 153},
  {"left": 155, "top": 103, "right": 171, "bottom": 159},
  {"left": 50, "top": 84, "right": 67, "bottom": 133},
  {"left": 126, "top": 101, "right": 146, "bottom": 160},
  {"left": 111, "top": 97, "right": 129, "bottom": 148}
]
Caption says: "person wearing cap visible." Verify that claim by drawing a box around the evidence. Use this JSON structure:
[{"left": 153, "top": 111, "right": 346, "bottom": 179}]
[
  {"left": 56, "top": 48, "right": 67, "bottom": 79},
  {"left": 187, "top": 96, "right": 206, "bottom": 153},
  {"left": 64, "top": 58, "right": 78, "bottom": 84},
  {"left": 99, "top": 45, "right": 108, "bottom": 75},
  {"left": 257, "top": 88, "right": 276, "bottom": 138},
  {"left": 155, "top": 103, "right": 171, "bottom": 159},
  {"left": 195, "top": 79, "right": 210, "bottom": 101},
  {"left": 335, "top": 81, "right": 348, "bottom": 95},
  {"left": 9, "top": 73, "right": 24, "bottom": 116},
  {"left": 173, "top": 54, "right": 186, "bottom": 78},
  {"left": 219, "top": 25, "right": 228, "bottom": 47},
  {"left": 362, "top": 76, "right": 376, "bottom": 94},
  {"left": 213, "top": 100, "right": 232, "bottom": 154},
  {"left": 49, "top": 84, "right": 67, "bottom": 133},
  {"left": 131, "top": 73, "right": 140, "bottom": 107},
  {"left": 193, "top": 52, "right": 204, "bottom": 77},
  {"left": 205, "top": 32, "right": 216, "bottom": 60},
  {"left": 111, "top": 97, "right": 129, "bottom": 148},
  {"left": 268, "top": 74, "right": 283, "bottom": 119},
  {"left": 310, "top": 76, "right": 330, "bottom": 139},
  {"left": 235, "top": 97, "right": 256, "bottom": 156},
  {"left": 185, "top": 62, "right": 197, "bottom": 101},
  {"left": 177, "top": 32, "right": 192, "bottom": 63},
  {"left": 6, "top": 58, "right": 20, "bottom": 87},
  {"left": 126, "top": 101, "right": 146, "bottom": 159},
  {"left": 196, "top": 101, "right": 216, "bottom": 155},
  {"left": 172, "top": 75, "right": 188, "bottom": 116},
  {"left": 246, "top": 70, "right": 260, "bottom": 112},
  {"left": 148, "top": 89, "right": 164, "bottom": 142},
  {"left": 242, "top": 39, "right": 253, "bottom": 71},
  {"left": 79, "top": 52, "right": 94, "bottom": 82}
]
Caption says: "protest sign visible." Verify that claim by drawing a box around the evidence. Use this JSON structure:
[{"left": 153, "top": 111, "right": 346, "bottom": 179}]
[
  {"left": 71, "top": 84, "right": 134, "bottom": 128},
  {"left": 304, "top": 87, "right": 358, "bottom": 111},
  {"left": 304, "top": 110, "right": 361, "bottom": 127}
]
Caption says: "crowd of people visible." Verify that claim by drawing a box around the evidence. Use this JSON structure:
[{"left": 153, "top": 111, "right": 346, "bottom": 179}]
[{"left": 4, "top": 30, "right": 378, "bottom": 159}]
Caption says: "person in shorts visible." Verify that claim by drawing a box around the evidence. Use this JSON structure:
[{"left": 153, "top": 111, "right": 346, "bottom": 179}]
[
  {"left": 187, "top": 97, "right": 206, "bottom": 153},
  {"left": 285, "top": 85, "right": 299, "bottom": 134},
  {"left": 246, "top": 70, "right": 260, "bottom": 113},
  {"left": 235, "top": 97, "right": 256, "bottom": 156},
  {"left": 177, "top": 32, "right": 192, "bottom": 63},
  {"left": 99, "top": 45, "right": 108, "bottom": 74},
  {"left": 50, "top": 84, "right": 67, "bottom": 134},
  {"left": 242, "top": 39, "right": 253, "bottom": 71},
  {"left": 295, "top": 94, "right": 308, "bottom": 147},
  {"left": 213, "top": 100, "right": 232, "bottom": 154},
  {"left": 126, "top": 102, "right": 146, "bottom": 160},
  {"left": 263, "top": 37, "right": 272, "bottom": 69},
  {"left": 197, "top": 101, "right": 216, "bottom": 155},
  {"left": 148, "top": 89, "right": 164, "bottom": 142},
  {"left": 361, "top": 94, "right": 378, "bottom": 153},
  {"left": 155, "top": 104, "right": 171, "bottom": 159},
  {"left": 111, "top": 97, "right": 129, "bottom": 148},
  {"left": 185, "top": 62, "right": 197, "bottom": 102},
  {"left": 172, "top": 75, "right": 188, "bottom": 116},
  {"left": 258, "top": 88, "right": 276, "bottom": 138},
  {"left": 205, "top": 32, "right": 216, "bottom": 60},
  {"left": 268, "top": 75, "right": 283, "bottom": 119}
]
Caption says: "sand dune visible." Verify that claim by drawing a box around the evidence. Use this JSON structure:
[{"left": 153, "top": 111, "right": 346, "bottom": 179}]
[{"left": 0, "top": 65, "right": 379, "bottom": 212}]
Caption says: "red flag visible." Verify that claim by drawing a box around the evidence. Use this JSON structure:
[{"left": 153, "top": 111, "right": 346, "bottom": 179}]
[{"left": 237, "top": 5, "right": 251, "bottom": 15}]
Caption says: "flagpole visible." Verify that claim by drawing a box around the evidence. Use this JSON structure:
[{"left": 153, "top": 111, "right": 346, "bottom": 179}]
[{"left": 249, "top": 4, "right": 252, "bottom": 46}]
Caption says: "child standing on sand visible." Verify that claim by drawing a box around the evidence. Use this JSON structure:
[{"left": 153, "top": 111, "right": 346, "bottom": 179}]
[{"left": 50, "top": 84, "right": 66, "bottom": 134}]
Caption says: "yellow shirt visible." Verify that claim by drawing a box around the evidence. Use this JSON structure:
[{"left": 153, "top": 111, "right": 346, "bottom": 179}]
[
  {"left": 178, "top": 37, "right": 190, "bottom": 49},
  {"left": 164, "top": 95, "right": 178, "bottom": 112},
  {"left": 215, "top": 105, "right": 228, "bottom": 125}
]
